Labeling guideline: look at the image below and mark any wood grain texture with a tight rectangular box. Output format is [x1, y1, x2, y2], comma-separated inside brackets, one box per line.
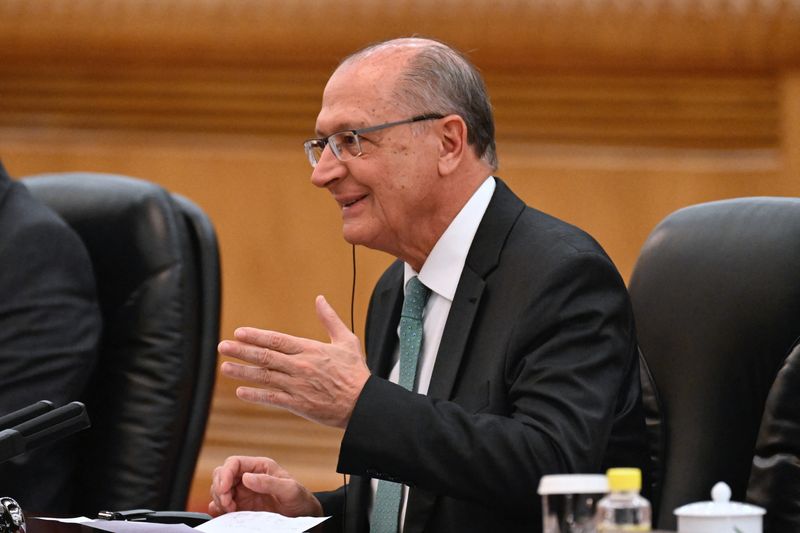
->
[1, 0, 800, 71]
[0, 65, 780, 149]
[780, 71, 800, 178]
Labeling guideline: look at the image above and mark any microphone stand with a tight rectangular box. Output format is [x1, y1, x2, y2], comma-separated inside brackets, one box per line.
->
[0, 402, 91, 533]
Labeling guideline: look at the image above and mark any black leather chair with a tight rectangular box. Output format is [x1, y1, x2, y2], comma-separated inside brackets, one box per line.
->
[629, 197, 800, 530]
[21, 173, 220, 514]
[748, 339, 800, 532]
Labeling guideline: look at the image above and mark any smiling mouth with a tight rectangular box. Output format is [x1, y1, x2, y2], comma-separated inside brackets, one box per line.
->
[342, 195, 367, 208]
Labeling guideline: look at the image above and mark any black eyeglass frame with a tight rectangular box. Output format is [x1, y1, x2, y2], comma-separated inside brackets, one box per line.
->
[303, 113, 444, 168]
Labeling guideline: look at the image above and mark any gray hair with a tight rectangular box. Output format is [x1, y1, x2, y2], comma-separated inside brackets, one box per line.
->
[341, 38, 498, 171]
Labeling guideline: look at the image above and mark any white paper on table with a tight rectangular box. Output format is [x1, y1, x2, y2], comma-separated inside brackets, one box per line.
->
[194, 511, 329, 533]
[81, 520, 195, 533]
[29, 518, 195, 533]
[32, 517, 93, 523]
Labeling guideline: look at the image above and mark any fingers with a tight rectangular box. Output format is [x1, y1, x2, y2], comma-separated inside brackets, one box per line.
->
[208, 501, 227, 517]
[218, 296, 366, 427]
[220, 361, 296, 392]
[241, 472, 324, 518]
[235, 385, 295, 411]
[211, 456, 274, 497]
[209, 456, 287, 516]
[241, 471, 295, 494]
[208, 455, 321, 519]
[315, 295, 353, 344]
[218, 340, 296, 375]
[227, 455, 281, 475]
[235, 327, 305, 355]
[210, 462, 236, 514]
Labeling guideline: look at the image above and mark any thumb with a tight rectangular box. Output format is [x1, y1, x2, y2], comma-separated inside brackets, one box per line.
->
[241, 472, 288, 494]
[240, 472, 270, 493]
[315, 295, 353, 344]
[241, 472, 302, 501]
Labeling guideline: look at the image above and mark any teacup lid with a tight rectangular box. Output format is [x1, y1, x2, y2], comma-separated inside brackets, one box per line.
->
[538, 474, 608, 495]
[674, 482, 766, 518]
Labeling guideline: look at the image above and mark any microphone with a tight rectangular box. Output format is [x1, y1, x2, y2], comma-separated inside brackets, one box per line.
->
[0, 401, 55, 465]
[0, 401, 90, 464]
[0, 401, 54, 431]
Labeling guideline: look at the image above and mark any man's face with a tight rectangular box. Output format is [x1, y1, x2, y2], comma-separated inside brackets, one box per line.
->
[310, 56, 443, 260]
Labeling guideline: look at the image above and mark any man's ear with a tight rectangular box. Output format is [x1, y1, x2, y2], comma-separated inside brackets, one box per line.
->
[437, 115, 468, 176]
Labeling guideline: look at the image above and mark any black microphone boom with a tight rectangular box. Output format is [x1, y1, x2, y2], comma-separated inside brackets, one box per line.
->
[0, 401, 54, 431]
[0, 401, 90, 464]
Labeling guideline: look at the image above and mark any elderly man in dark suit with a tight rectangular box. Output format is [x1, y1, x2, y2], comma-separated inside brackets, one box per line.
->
[209, 38, 647, 532]
[0, 161, 102, 513]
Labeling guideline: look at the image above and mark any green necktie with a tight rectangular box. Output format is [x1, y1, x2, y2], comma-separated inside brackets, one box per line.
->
[369, 276, 431, 533]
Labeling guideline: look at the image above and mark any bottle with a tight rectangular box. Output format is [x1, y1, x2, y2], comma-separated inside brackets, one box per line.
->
[596, 467, 651, 532]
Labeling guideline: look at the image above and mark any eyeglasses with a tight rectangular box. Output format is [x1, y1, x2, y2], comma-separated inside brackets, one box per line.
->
[303, 113, 444, 168]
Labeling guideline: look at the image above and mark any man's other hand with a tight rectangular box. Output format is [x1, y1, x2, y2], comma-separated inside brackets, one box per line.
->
[208, 455, 323, 517]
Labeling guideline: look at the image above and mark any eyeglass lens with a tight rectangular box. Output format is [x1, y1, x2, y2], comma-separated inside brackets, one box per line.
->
[307, 132, 362, 167]
[331, 132, 361, 161]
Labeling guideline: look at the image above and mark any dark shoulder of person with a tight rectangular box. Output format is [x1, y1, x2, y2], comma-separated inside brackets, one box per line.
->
[0, 163, 102, 514]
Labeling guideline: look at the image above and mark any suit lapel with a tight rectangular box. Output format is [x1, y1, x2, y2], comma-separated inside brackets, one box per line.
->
[425, 265, 485, 400]
[405, 179, 526, 533]
[426, 178, 524, 401]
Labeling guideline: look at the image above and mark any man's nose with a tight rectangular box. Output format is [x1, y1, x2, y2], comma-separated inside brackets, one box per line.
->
[310, 146, 346, 188]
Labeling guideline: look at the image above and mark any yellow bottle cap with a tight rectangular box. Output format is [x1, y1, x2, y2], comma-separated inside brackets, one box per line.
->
[606, 468, 642, 491]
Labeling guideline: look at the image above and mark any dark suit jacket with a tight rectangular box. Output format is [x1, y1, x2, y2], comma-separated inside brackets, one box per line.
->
[317, 179, 647, 532]
[0, 162, 102, 513]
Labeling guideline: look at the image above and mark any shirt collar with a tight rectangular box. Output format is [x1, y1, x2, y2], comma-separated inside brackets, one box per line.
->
[404, 176, 496, 300]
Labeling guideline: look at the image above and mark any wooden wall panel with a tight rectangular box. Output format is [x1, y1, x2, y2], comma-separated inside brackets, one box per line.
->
[0, 66, 779, 149]
[780, 71, 800, 179]
[1, 0, 799, 71]
[1, 0, 799, 514]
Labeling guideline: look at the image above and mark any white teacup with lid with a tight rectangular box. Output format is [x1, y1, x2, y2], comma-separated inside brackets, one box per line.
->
[674, 481, 765, 533]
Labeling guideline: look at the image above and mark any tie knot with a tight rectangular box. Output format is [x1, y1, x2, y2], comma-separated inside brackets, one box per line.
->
[402, 276, 430, 320]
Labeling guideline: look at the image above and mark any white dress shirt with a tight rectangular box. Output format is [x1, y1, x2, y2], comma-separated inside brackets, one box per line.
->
[369, 176, 496, 530]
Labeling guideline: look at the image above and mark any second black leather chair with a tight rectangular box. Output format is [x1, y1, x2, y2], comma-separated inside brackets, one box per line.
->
[748, 339, 800, 532]
[629, 196, 800, 530]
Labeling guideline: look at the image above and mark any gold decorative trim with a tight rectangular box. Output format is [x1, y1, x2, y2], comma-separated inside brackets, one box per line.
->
[0, 0, 799, 71]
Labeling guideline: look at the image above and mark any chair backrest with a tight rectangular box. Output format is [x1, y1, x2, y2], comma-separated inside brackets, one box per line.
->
[21, 173, 220, 514]
[748, 339, 800, 532]
[629, 197, 800, 530]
